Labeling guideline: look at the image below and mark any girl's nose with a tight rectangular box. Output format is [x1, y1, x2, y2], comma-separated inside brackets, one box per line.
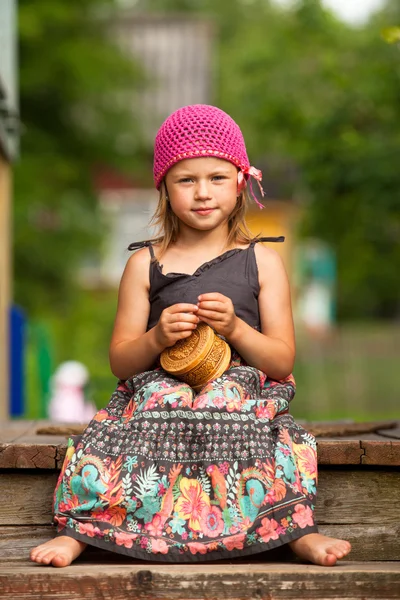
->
[195, 181, 212, 199]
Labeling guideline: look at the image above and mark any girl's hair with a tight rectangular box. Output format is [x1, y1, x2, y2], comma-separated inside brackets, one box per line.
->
[146, 181, 259, 260]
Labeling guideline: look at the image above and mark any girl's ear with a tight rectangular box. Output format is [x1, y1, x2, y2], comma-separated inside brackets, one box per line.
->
[237, 170, 246, 195]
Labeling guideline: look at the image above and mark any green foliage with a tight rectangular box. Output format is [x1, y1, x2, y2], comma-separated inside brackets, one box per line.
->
[215, 1, 400, 319]
[15, 0, 148, 315]
[17, 0, 400, 418]
[135, 0, 400, 320]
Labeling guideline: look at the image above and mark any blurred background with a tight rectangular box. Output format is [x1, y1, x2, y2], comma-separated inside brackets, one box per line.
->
[1, 0, 399, 423]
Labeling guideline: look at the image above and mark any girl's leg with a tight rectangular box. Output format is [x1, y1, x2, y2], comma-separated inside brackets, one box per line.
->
[30, 537, 86, 567]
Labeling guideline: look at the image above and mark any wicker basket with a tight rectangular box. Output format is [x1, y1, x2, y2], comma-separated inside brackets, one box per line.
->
[160, 322, 231, 391]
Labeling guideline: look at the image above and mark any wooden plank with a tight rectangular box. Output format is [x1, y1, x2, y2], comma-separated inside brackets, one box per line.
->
[315, 470, 399, 524]
[0, 561, 399, 600]
[0, 427, 399, 469]
[307, 421, 397, 437]
[0, 421, 400, 469]
[0, 472, 57, 525]
[0, 444, 58, 469]
[0, 525, 294, 565]
[317, 440, 364, 465]
[319, 524, 400, 562]
[56, 443, 68, 469]
[1, 469, 398, 535]
[36, 421, 400, 438]
[0, 441, 369, 469]
[0, 421, 38, 443]
[362, 441, 400, 466]
[1, 520, 398, 564]
[378, 425, 400, 440]
[0, 526, 57, 562]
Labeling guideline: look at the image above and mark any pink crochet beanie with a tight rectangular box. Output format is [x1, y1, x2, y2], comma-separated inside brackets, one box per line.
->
[153, 104, 265, 208]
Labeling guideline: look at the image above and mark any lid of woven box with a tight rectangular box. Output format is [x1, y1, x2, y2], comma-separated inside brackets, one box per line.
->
[160, 322, 215, 376]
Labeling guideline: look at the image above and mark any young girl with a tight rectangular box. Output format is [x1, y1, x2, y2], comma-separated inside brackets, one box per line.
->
[31, 104, 351, 567]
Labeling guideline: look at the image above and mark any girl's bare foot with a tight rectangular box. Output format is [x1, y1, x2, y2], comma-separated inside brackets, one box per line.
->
[289, 533, 351, 566]
[30, 536, 87, 567]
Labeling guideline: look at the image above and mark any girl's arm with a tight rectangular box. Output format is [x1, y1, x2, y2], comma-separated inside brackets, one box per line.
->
[197, 245, 295, 380]
[109, 249, 199, 380]
[109, 249, 161, 379]
[229, 244, 295, 379]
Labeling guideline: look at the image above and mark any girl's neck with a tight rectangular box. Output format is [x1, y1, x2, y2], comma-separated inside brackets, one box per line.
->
[172, 224, 231, 253]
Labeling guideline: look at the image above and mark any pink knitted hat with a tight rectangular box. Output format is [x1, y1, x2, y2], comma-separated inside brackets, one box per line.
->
[153, 104, 265, 208]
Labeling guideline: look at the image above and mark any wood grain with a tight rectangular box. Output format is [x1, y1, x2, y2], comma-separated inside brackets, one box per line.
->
[0, 444, 58, 469]
[0, 471, 57, 525]
[0, 561, 399, 600]
[1, 424, 400, 468]
[317, 440, 364, 465]
[361, 441, 400, 466]
[1, 469, 398, 530]
[1, 521, 398, 563]
[315, 469, 399, 524]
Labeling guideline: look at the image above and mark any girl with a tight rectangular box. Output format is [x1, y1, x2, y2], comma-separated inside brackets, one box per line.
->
[31, 104, 351, 567]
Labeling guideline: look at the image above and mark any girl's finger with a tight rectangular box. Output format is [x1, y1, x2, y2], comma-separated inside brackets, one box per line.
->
[171, 313, 199, 323]
[168, 303, 198, 314]
[197, 301, 225, 312]
[197, 309, 224, 321]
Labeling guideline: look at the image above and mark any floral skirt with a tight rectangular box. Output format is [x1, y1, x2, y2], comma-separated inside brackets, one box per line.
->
[54, 358, 319, 562]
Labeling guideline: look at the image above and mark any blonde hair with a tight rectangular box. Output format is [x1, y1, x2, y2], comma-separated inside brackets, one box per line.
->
[146, 182, 260, 260]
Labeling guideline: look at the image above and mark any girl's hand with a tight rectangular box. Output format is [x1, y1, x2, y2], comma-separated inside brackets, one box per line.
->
[155, 303, 199, 349]
[197, 293, 238, 338]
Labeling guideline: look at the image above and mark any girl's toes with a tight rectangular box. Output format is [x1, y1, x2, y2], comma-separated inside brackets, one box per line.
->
[52, 553, 69, 568]
[323, 552, 337, 566]
[39, 550, 54, 564]
[30, 546, 44, 561]
[34, 550, 47, 563]
[338, 541, 351, 555]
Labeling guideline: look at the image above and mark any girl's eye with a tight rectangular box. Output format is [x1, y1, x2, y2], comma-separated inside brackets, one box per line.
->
[212, 175, 226, 181]
[179, 178, 193, 183]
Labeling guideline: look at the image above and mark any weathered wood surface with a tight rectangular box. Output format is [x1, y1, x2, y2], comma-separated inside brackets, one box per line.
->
[35, 420, 398, 438]
[0, 561, 399, 600]
[361, 440, 400, 465]
[0, 526, 292, 564]
[0, 471, 57, 525]
[379, 424, 400, 440]
[2, 520, 399, 564]
[316, 440, 364, 465]
[1, 440, 400, 469]
[1, 469, 398, 562]
[2, 469, 398, 527]
[0, 443, 60, 469]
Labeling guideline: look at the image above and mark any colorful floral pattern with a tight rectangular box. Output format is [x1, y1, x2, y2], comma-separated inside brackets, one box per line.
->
[54, 357, 318, 561]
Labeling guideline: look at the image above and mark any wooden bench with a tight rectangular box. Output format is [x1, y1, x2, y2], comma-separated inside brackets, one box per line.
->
[1, 420, 399, 599]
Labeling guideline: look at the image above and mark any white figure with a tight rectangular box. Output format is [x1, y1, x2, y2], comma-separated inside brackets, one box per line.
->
[48, 361, 97, 422]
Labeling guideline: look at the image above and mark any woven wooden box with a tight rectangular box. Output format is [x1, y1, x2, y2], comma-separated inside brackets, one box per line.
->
[160, 322, 231, 391]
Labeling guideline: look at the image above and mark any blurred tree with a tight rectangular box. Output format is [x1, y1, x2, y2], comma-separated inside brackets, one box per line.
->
[137, 0, 400, 319]
[15, 0, 148, 315]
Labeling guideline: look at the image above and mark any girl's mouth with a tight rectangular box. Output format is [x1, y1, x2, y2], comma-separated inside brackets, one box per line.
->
[193, 208, 215, 216]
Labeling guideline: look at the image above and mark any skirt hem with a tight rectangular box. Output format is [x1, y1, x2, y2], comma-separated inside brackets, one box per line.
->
[56, 522, 320, 563]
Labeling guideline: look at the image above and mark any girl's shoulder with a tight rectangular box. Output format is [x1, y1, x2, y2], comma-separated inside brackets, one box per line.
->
[254, 241, 288, 286]
[123, 245, 152, 291]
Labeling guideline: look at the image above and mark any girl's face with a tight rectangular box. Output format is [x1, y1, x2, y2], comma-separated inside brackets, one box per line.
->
[164, 157, 238, 233]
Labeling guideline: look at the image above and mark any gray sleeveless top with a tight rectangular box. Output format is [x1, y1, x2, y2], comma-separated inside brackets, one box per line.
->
[129, 237, 284, 332]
